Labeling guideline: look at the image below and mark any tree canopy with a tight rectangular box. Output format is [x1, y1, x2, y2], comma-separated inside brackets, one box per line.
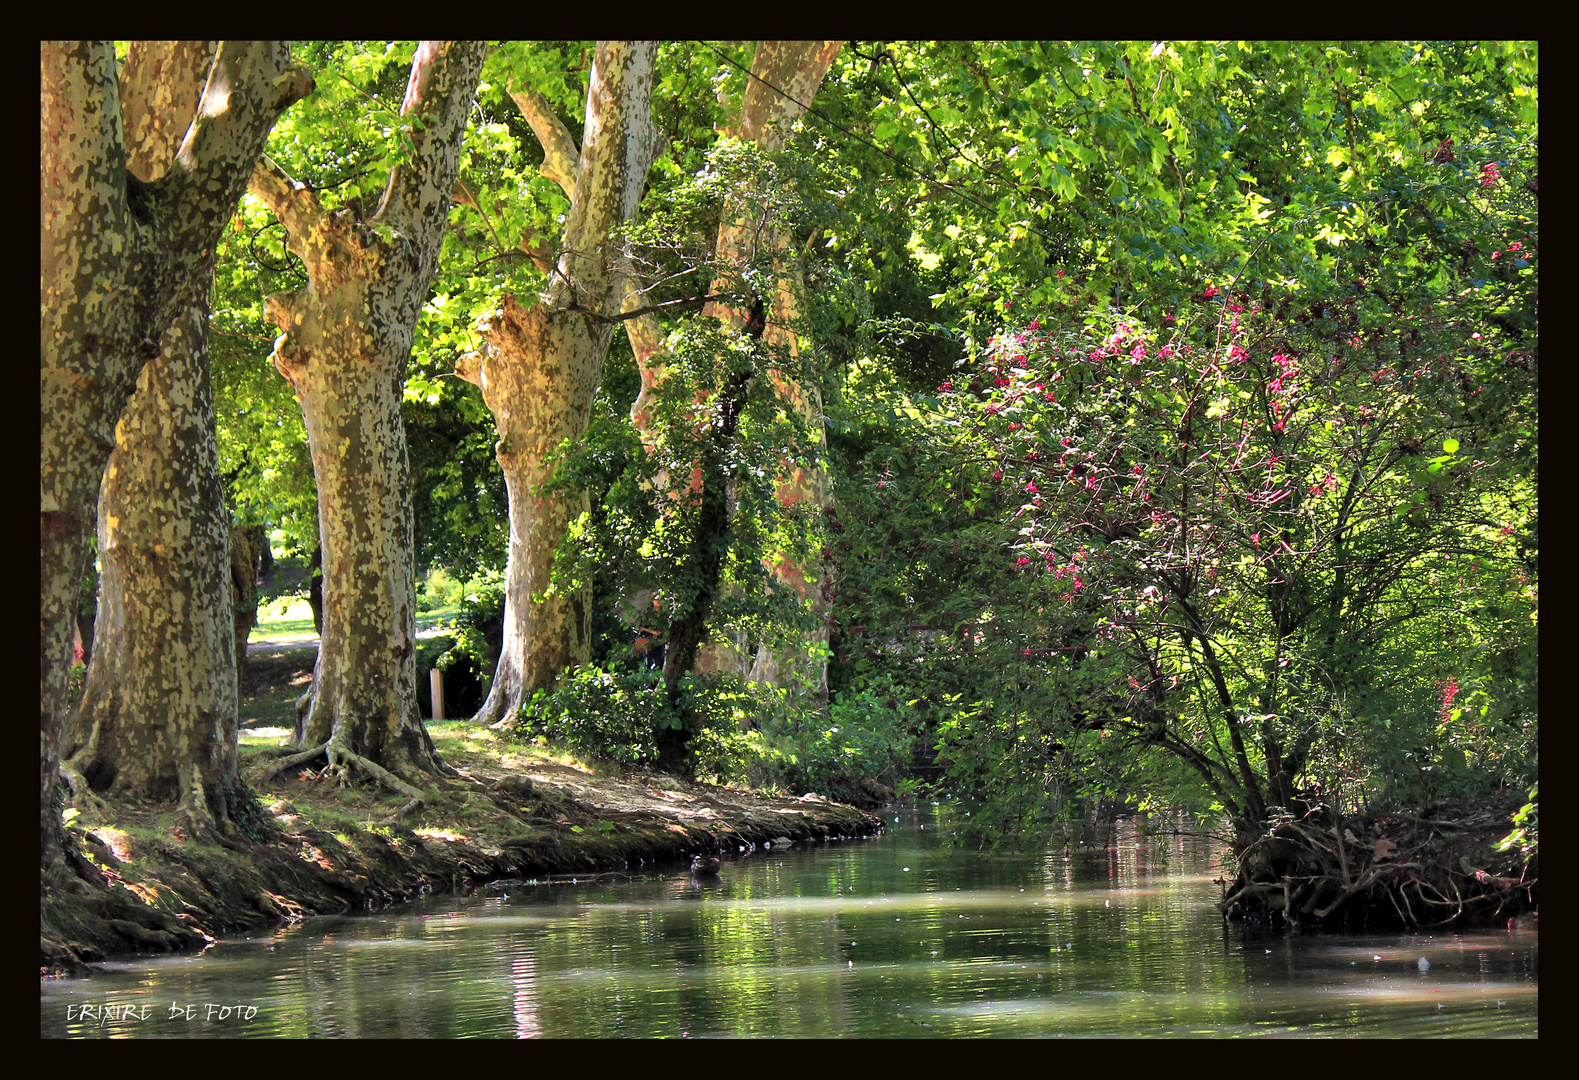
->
[45, 41, 1537, 886]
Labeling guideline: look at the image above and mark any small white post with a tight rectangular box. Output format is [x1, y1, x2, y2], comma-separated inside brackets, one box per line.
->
[430, 668, 444, 721]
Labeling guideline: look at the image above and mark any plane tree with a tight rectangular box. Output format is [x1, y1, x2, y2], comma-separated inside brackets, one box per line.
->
[246, 40, 488, 796]
[42, 41, 312, 854]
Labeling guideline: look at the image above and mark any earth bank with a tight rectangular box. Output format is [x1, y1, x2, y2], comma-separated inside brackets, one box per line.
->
[42, 718, 885, 976]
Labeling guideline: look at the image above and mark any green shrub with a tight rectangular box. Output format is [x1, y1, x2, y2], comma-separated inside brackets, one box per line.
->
[66, 662, 87, 712]
[515, 665, 666, 767]
[755, 675, 914, 801]
[510, 665, 784, 783]
[447, 569, 506, 689]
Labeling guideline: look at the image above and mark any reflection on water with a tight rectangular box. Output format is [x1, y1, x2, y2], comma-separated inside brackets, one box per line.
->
[41, 809, 1537, 1037]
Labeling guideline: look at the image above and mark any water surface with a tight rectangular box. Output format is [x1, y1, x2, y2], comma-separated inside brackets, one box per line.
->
[42, 809, 1537, 1037]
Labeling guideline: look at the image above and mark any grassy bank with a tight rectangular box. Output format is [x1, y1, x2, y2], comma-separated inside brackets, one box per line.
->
[44, 708, 884, 975]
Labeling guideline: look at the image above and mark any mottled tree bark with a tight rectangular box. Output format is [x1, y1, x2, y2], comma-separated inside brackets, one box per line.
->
[459, 41, 659, 726]
[42, 41, 312, 856]
[250, 41, 487, 782]
[63, 268, 241, 835]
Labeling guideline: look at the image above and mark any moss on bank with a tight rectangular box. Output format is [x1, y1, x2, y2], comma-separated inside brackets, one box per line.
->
[42, 721, 884, 976]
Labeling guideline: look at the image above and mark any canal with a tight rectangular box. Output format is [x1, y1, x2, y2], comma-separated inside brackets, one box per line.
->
[42, 806, 1538, 1037]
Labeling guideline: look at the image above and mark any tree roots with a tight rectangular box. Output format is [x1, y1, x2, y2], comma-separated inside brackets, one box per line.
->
[256, 741, 427, 821]
[1221, 798, 1536, 930]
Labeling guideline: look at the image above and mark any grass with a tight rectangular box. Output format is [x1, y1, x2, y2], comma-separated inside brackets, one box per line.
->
[239, 645, 315, 732]
[251, 598, 317, 641]
[251, 596, 463, 644]
[238, 631, 466, 733]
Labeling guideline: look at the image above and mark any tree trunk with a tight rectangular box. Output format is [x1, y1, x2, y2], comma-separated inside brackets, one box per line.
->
[63, 269, 241, 835]
[459, 41, 659, 725]
[635, 42, 841, 700]
[250, 41, 486, 781]
[289, 353, 433, 769]
[230, 522, 265, 686]
[41, 41, 311, 857]
[307, 544, 324, 635]
[460, 300, 603, 725]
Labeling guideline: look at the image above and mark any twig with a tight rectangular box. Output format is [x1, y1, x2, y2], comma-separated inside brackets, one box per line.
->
[564, 292, 734, 325]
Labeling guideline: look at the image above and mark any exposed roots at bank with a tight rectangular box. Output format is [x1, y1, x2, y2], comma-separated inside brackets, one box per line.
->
[1220, 798, 1537, 931]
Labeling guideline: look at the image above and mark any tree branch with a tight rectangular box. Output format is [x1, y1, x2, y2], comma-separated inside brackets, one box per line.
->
[619, 273, 666, 362]
[509, 80, 580, 198]
[374, 40, 490, 232]
[119, 41, 215, 182]
[248, 155, 326, 241]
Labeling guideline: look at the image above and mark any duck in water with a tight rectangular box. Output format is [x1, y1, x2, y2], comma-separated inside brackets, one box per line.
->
[691, 854, 721, 876]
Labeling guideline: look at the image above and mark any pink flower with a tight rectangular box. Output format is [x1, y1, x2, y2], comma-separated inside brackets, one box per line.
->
[1204, 284, 1219, 299]
[938, 380, 951, 392]
[1480, 162, 1501, 189]
[1509, 240, 1524, 252]
[1024, 481, 1039, 493]
[1251, 533, 1261, 546]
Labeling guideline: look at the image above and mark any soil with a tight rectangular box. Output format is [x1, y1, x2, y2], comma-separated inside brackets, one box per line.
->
[41, 646, 885, 977]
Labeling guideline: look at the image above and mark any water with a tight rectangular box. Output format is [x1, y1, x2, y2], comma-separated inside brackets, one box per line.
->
[41, 808, 1537, 1037]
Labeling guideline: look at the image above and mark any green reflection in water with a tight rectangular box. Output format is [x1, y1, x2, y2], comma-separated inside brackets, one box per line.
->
[42, 810, 1537, 1038]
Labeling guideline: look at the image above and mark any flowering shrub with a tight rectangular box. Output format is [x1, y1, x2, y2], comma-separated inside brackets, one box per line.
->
[919, 250, 1535, 832]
